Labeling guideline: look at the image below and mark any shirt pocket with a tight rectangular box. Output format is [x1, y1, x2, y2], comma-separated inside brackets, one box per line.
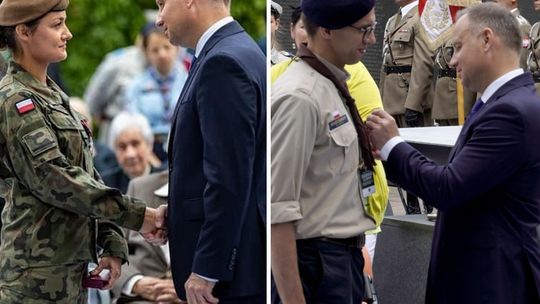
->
[328, 122, 358, 174]
[47, 107, 86, 163]
[391, 29, 413, 62]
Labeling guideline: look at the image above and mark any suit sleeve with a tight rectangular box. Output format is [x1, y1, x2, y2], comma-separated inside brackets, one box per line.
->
[0, 92, 146, 231]
[192, 54, 261, 281]
[386, 102, 524, 211]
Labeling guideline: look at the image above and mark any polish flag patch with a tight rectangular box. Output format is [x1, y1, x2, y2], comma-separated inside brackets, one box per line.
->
[15, 98, 35, 114]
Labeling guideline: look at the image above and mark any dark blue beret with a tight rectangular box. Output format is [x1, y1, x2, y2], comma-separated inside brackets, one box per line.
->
[301, 0, 375, 29]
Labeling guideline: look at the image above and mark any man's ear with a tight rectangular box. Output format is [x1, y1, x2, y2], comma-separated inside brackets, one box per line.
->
[319, 27, 332, 40]
[481, 27, 494, 52]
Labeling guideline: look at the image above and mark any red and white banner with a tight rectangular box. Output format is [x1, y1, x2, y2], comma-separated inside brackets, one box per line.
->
[418, 0, 480, 50]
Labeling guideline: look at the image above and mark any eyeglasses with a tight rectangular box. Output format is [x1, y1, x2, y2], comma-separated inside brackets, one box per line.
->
[348, 22, 377, 43]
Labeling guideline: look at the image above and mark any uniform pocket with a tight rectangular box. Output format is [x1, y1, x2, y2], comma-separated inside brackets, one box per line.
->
[47, 110, 85, 162]
[392, 29, 414, 62]
[21, 127, 62, 165]
[329, 122, 358, 174]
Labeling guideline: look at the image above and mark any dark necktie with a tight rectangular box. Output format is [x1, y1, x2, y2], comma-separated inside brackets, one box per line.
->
[467, 98, 485, 120]
[297, 44, 376, 171]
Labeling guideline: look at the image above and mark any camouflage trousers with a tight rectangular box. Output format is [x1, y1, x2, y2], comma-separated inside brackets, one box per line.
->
[0, 263, 88, 303]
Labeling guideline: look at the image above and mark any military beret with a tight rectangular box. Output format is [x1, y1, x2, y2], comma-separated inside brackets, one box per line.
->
[0, 0, 69, 26]
[271, 1, 283, 16]
[301, 0, 375, 30]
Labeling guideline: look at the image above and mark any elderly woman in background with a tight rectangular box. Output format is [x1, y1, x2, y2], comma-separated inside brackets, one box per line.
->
[102, 112, 164, 194]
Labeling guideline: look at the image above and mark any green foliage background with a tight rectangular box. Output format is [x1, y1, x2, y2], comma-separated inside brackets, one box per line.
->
[64, 0, 266, 97]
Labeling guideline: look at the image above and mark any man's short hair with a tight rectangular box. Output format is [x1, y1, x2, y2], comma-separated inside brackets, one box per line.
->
[459, 3, 522, 55]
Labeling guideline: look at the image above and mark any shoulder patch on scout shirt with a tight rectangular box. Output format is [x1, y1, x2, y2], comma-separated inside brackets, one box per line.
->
[15, 98, 35, 115]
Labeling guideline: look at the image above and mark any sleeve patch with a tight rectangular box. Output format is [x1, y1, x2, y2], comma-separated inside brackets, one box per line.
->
[22, 127, 58, 157]
[15, 98, 35, 115]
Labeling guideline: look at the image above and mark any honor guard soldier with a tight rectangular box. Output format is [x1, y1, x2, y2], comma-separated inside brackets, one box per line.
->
[432, 38, 476, 125]
[493, 0, 531, 70]
[380, 0, 435, 214]
[380, 0, 434, 128]
[528, 0, 540, 94]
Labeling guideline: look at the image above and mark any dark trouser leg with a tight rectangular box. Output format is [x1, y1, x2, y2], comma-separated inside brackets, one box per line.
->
[272, 239, 365, 304]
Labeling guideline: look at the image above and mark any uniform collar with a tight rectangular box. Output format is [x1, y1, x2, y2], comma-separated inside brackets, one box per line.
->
[8, 61, 68, 105]
[401, 1, 418, 17]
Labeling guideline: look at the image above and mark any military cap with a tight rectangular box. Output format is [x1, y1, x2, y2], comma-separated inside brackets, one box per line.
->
[271, 1, 283, 16]
[301, 0, 375, 30]
[0, 0, 69, 26]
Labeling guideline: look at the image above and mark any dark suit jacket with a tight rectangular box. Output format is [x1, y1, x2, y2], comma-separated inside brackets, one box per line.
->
[167, 21, 266, 300]
[112, 171, 169, 304]
[386, 73, 540, 303]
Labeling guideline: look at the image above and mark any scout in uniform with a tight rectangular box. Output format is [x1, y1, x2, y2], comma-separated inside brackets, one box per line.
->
[271, 0, 378, 302]
[0, 1, 163, 302]
[271, 1, 292, 65]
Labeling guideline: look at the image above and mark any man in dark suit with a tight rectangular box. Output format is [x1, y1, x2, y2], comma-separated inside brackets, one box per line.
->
[155, 0, 266, 303]
[367, 3, 540, 303]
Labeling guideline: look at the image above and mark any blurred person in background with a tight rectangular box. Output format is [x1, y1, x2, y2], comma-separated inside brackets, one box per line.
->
[271, 1, 292, 65]
[125, 23, 188, 163]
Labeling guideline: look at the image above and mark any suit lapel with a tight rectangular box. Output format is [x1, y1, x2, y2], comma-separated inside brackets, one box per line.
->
[168, 21, 245, 156]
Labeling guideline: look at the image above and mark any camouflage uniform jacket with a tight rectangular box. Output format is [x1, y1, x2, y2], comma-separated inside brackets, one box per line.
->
[0, 62, 147, 282]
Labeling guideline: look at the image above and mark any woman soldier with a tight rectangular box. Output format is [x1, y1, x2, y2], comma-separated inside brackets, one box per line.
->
[0, 1, 164, 303]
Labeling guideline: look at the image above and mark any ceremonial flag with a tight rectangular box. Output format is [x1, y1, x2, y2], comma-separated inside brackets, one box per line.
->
[418, 0, 480, 51]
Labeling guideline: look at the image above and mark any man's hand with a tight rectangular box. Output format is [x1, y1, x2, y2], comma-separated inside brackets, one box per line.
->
[154, 279, 184, 303]
[155, 204, 168, 230]
[366, 109, 400, 151]
[91, 256, 122, 290]
[133, 276, 162, 300]
[140, 207, 168, 245]
[404, 108, 423, 127]
[184, 273, 218, 304]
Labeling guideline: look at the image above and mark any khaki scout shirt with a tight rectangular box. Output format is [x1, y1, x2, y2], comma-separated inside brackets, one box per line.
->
[0, 62, 146, 281]
[271, 57, 375, 239]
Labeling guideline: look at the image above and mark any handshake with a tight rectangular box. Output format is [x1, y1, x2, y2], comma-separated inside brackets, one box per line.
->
[139, 205, 168, 246]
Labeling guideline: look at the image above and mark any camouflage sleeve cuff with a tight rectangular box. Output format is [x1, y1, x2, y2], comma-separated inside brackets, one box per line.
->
[98, 225, 129, 264]
[116, 196, 147, 231]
